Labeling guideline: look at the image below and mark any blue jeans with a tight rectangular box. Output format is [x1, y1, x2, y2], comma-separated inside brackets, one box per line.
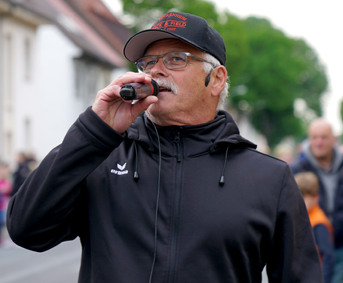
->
[332, 247, 343, 283]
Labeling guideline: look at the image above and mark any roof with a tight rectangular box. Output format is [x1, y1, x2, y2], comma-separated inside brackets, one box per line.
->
[4, 0, 132, 68]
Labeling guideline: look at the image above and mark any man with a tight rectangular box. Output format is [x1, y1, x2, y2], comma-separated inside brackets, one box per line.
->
[291, 118, 343, 283]
[7, 12, 322, 283]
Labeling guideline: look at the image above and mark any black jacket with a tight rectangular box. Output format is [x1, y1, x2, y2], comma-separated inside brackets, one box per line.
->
[7, 107, 323, 283]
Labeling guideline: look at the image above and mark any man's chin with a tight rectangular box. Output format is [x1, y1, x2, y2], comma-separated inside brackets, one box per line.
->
[146, 101, 166, 115]
[145, 107, 171, 127]
[145, 107, 158, 122]
[314, 152, 329, 160]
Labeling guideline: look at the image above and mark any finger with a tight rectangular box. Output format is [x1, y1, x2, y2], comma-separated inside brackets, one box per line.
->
[95, 85, 124, 103]
[109, 72, 151, 87]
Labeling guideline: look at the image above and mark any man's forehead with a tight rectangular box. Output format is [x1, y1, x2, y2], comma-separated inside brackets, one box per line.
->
[309, 126, 333, 138]
[308, 119, 333, 137]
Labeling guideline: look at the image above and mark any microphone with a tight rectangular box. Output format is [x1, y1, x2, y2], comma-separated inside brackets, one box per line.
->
[120, 79, 159, 100]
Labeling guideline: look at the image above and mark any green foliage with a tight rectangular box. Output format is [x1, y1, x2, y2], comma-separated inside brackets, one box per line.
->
[340, 100, 343, 126]
[216, 13, 249, 85]
[120, 0, 328, 148]
[230, 17, 327, 147]
[121, 0, 218, 32]
[340, 100, 343, 142]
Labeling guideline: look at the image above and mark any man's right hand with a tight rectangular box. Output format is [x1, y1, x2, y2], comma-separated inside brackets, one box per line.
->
[92, 72, 158, 134]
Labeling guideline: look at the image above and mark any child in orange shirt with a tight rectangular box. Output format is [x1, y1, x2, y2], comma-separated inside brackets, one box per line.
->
[295, 171, 335, 283]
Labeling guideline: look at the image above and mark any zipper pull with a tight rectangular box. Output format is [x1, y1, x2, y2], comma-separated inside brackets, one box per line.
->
[175, 132, 181, 162]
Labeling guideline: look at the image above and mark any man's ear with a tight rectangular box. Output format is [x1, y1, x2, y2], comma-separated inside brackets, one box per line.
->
[210, 66, 227, 97]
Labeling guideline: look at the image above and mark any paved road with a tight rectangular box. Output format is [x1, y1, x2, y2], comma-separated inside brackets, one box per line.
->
[0, 234, 81, 283]
[0, 230, 268, 283]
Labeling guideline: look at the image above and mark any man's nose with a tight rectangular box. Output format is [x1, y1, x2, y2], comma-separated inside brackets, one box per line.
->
[150, 58, 168, 77]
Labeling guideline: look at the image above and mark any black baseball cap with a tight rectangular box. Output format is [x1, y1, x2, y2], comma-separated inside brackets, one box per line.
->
[123, 12, 226, 66]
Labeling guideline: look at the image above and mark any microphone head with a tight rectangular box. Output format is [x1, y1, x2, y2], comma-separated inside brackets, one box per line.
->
[120, 79, 159, 100]
[120, 84, 137, 100]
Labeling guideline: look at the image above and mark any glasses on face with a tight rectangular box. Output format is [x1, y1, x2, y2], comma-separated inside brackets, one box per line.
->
[135, 51, 216, 73]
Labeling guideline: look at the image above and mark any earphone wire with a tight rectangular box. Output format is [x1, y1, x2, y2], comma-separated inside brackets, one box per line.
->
[148, 122, 162, 283]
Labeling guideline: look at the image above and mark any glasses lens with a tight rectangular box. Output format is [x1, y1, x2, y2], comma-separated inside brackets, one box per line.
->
[164, 52, 187, 69]
[136, 60, 144, 72]
[136, 56, 157, 73]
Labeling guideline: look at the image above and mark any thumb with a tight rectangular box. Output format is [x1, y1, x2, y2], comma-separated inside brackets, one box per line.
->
[131, 96, 158, 117]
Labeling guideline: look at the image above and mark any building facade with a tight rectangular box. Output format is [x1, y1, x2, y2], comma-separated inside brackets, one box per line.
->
[0, 0, 131, 167]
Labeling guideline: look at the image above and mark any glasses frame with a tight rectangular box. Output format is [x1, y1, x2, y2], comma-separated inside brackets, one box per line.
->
[135, 51, 216, 73]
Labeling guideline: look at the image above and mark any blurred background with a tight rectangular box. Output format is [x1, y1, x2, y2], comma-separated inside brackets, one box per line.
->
[1, 0, 342, 167]
[1, 0, 342, 169]
[0, 0, 342, 281]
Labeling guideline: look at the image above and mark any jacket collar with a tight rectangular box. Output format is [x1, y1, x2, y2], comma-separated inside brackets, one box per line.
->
[127, 111, 256, 154]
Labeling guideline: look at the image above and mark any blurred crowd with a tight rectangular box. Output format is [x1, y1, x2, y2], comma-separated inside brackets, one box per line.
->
[0, 152, 37, 246]
[274, 118, 343, 283]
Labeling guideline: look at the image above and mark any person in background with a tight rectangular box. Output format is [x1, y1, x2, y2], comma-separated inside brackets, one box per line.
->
[273, 143, 294, 164]
[291, 118, 343, 283]
[11, 152, 30, 196]
[25, 152, 38, 172]
[294, 171, 335, 283]
[0, 161, 12, 245]
[7, 12, 323, 283]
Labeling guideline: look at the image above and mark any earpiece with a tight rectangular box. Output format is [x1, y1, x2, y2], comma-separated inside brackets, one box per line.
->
[205, 69, 213, 87]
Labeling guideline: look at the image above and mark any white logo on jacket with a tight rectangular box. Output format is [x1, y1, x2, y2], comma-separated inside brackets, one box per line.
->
[111, 163, 128, 175]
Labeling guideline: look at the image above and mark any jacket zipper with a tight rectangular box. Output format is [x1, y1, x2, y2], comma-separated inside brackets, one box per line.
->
[168, 131, 183, 283]
[175, 132, 182, 162]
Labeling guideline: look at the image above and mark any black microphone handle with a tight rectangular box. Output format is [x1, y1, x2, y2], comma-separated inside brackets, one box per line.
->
[120, 79, 159, 100]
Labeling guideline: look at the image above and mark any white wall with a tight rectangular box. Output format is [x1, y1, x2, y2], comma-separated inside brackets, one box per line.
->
[1, 18, 129, 166]
[1, 17, 38, 166]
[33, 25, 84, 161]
[1, 19, 85, 165]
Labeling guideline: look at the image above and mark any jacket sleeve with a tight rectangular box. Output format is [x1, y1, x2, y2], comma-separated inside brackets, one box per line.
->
[333, 175, 343, 249]
[266, 166, 324, 283]
[6, 107, 124, 252]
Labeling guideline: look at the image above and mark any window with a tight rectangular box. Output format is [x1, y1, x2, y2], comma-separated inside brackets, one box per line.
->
[74, 58, 113, 107]
[24, 117, 32, 150]
[24, 38, 32, 81]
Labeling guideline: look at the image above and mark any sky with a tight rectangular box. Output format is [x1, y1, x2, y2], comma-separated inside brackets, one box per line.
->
[103, 0, 343, 135]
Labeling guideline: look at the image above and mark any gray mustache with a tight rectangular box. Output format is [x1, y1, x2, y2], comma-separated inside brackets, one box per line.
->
[154, 78, 178, 94]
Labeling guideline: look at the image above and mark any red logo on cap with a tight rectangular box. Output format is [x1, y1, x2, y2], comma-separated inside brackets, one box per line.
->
[152, 20, 187, 30]
[158, 13, 187, 21]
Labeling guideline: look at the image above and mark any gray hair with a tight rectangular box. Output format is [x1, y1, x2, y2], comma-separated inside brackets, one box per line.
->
[202, 53, 229, 111]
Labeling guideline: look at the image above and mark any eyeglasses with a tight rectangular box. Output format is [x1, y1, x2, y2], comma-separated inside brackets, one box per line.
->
[135, 51, 216, 73]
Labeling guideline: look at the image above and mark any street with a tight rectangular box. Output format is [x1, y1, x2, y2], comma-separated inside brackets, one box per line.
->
[0, 234, 81, 283]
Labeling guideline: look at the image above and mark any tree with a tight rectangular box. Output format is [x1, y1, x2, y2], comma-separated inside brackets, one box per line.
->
[120, 0, 328, 148]
[228, 17, 327, 147]
[340, 100, 343, 142]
